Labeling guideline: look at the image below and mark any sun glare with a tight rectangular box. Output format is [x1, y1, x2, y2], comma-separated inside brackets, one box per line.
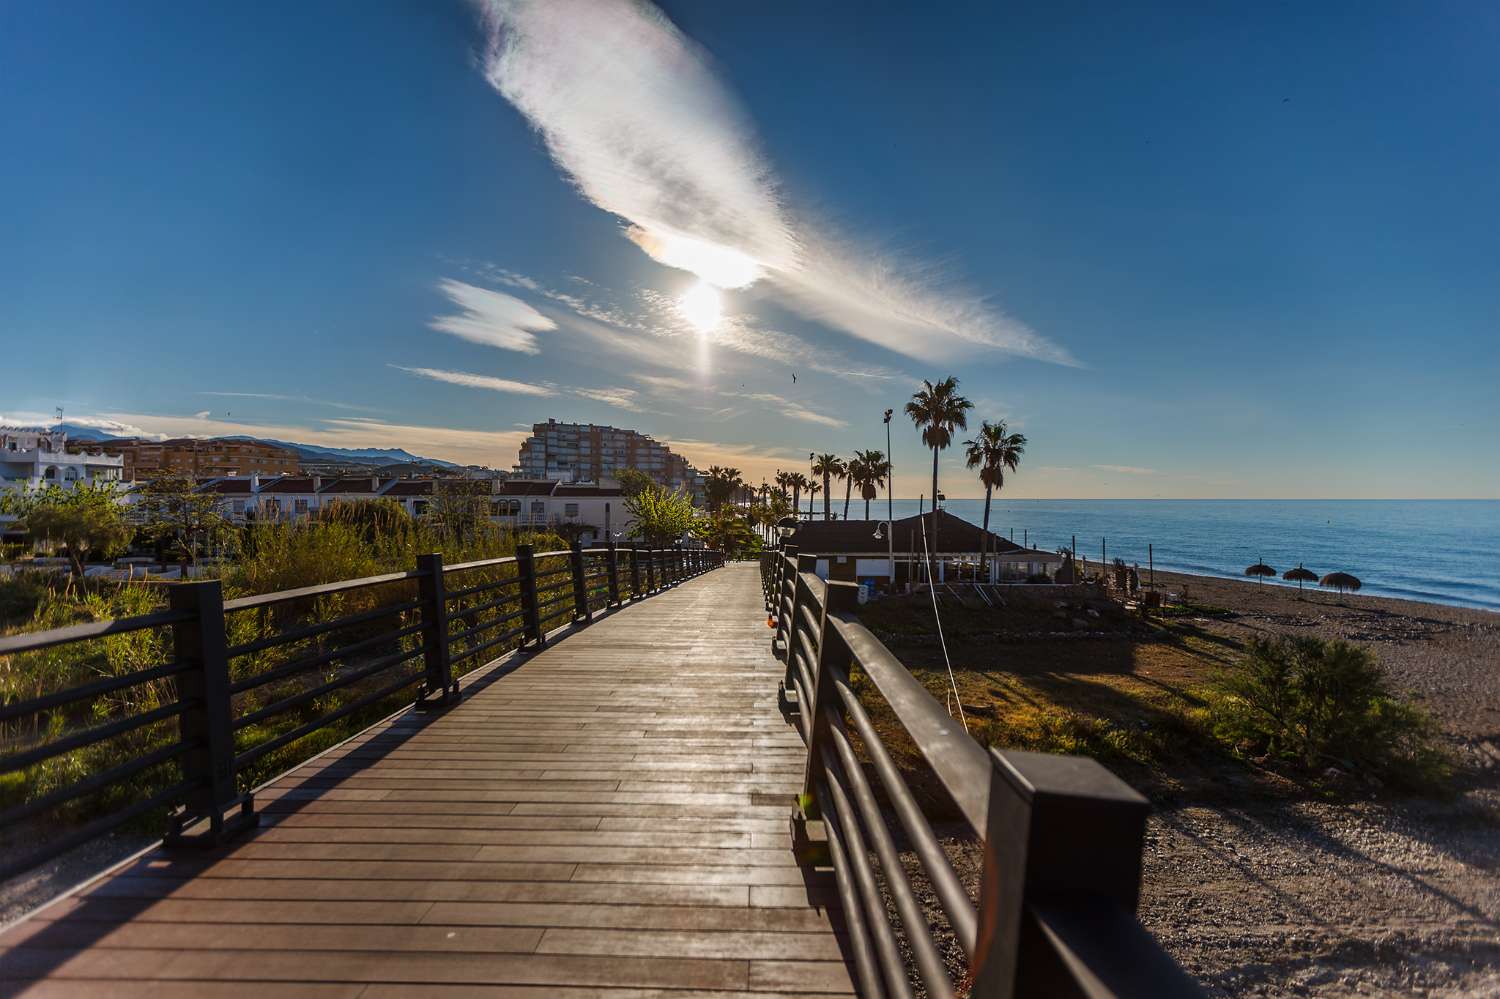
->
[679, 281, 723, 332]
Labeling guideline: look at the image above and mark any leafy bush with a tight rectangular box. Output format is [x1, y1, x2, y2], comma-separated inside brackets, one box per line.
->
[1210, 636, 1450, 788]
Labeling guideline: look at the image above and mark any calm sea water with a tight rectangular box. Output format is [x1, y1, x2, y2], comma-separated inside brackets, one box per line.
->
[853, 499, 1500, 611]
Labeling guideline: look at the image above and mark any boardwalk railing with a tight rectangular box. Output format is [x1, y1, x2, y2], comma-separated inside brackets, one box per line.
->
[0, 542, 722, 880]
[762, 545, 1199, 999]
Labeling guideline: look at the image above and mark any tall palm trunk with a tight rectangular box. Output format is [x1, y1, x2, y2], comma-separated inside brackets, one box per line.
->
[843, 478, 852, 520]
[792, 485, 800, 516]
[822, 473, 831, 520]
[864, 495, 871, 519]
[980, 484, 993, 578]
[930, 446, 940, 573]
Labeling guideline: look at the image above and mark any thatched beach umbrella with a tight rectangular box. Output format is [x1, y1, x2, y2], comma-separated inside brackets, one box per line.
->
[1284, 564, 1318, 592]
[1244, 558, 1277, 584]
[1320, 571, 1362, 594]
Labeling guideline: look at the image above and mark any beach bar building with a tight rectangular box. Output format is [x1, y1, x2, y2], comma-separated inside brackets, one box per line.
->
[785, 510, 1064, 589]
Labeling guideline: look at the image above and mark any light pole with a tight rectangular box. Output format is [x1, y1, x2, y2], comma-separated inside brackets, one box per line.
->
[883, 408, 895, 589]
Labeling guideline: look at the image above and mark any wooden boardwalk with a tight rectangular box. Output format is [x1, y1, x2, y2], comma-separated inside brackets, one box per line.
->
[0, 563, 855, 997]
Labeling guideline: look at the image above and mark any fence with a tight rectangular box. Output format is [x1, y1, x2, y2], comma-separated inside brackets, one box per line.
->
[761, 545, 1199, 998]
[0, 542, 723, 880]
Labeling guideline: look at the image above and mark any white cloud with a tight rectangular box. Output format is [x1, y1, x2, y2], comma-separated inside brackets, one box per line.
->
[1093, 464, 1157, 476]
[478, 0, 1069, 364]
[429, 278, 556, 354]
[573, 386, 646, 412]
[196, 391, 373, 412]
[392, 364, 556, 396]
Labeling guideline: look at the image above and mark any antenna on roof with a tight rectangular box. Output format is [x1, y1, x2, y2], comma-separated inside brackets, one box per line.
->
[55, 407, 64, 423]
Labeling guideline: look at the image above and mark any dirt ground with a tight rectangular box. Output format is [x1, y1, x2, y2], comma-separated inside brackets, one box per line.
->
[863, 572, 1500, 996]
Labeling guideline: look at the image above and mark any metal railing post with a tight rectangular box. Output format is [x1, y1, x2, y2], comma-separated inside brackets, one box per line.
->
[516, 543, 544, 649]
[414, 552, 459, 710]
[771, 545, 799, 660]
[165, 579, 257, 847]
[629, 542, 642, 597]
[802, 579, 857, 802]
[569, 541, 591, 623]
[606, 538, 621, 607]
[645, 547, 657, 593]
[970, 749, 1189, 998]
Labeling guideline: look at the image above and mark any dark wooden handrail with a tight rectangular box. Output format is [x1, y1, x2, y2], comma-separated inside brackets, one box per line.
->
[0, 542, 724, 880]
[761, 548, 1199, 998]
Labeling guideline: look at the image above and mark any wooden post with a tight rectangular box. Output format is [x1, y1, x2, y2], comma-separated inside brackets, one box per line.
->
[645, 546, 657, 593]
[515, 543, 544, 649]
[970, 749, 1177, 998]
[629, 542, 642, 597]
[414, 552, 459, 710]
[569, 541, 590, 623]
[165, 579, 257, 847]
[1149, 544, 1154, 590]
[606, 538, 621, 607]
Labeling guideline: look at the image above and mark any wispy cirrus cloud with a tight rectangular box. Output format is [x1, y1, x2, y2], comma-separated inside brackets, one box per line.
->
[429, 278, 556, 354]
[478, 0, 1070, 364]
[196, 391, 375, 413]
[628, 373, 846, 429]
[572, 386, 651, 412]
[1093, 464, 1157, 476]
[392, 364, 556, 397]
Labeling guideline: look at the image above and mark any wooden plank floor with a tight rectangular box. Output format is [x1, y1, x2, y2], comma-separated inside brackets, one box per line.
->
[0, 563, 855, 997]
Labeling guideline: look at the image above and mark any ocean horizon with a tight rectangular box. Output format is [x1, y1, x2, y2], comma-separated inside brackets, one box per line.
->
[804, 498, 1500, 612]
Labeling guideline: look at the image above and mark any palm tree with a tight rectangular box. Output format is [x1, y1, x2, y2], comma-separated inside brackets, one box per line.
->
[804, 480, 820, 519]
[963, 420, 1027, 576]
[904, 377, 972, 559]
[841, 454, 856, 519]
[774, 471, 794, 504]
[852, 449, 891, 519]
[811, 454, 844, 521]
[788, 473, 809, 518]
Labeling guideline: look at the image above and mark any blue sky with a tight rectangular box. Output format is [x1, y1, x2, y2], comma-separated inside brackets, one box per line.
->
[2, 1, 1496, 498]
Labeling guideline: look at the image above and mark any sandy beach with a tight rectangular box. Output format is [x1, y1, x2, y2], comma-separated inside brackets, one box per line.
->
[863, 568, 1500, 996]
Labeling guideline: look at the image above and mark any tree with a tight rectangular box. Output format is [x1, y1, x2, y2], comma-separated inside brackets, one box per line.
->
[841, 455, 856, 519]
[810, 454, 844, 521]
[804, 480, 820, 519]
[693, 508, 761, 558]
[704, 465, 743, 513]
[850, 449, 891, 519]
[904, 377, 972, 559]
[425, 481, 489, 547]
[135, 473, 239, 570]
[625, 484, 696, 546]
[787, 472, 809, 517]
[0, 481, 132, 575]
[615, 469, 656, 498]
[963, 420, 1027, 576]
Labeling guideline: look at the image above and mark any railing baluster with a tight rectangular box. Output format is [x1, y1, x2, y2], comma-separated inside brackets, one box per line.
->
[414, 552, 459, 710]
[165, 579, 257, 847]
[569, 541, 591, 624]
[515, 543, 544, 650]
[629, 542, 642, 597]
[645, 546, 657, 593]
[607, 539, 621, 606]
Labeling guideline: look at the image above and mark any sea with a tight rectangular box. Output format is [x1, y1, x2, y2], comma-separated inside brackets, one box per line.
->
[849, 499, 1500, 612]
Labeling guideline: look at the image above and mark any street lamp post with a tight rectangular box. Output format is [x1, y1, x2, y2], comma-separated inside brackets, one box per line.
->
[883, 409, 895, 589]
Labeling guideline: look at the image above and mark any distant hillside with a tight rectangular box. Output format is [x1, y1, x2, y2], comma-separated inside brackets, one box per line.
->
[220, 437, 459, 469]
[47, 423, 458, 469]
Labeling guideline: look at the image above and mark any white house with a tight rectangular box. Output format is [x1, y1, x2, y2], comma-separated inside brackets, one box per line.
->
[1, 427, 126, 539]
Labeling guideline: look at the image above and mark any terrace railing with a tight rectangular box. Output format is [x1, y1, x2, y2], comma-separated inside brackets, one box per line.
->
[0, 542, 723, 880]
[762, 545, 1199, 999]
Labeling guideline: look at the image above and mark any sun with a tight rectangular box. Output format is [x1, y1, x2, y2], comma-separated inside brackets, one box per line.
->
[678, 281, 723, 332]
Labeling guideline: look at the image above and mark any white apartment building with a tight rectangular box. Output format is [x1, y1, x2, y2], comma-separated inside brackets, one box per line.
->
[1, 428, 126, 537]
[514, 421, 704, 503]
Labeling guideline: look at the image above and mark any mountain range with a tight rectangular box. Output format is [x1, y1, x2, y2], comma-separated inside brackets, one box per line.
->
[53, 424, 460, 469]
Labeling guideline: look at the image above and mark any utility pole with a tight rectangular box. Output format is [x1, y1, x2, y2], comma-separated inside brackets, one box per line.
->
[883, 409, 895, 588]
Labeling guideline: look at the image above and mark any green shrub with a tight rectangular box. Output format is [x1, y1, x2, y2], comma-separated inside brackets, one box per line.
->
[1209, 636, 1450, 789]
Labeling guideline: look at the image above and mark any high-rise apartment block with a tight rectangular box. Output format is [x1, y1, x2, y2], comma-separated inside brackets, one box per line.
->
[514, 420, 703, 501]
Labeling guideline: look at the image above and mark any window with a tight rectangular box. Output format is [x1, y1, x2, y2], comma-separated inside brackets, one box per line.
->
[232, 500, 245, 515]
[294, 499, 309, 514]
[531, 500, 545, 514]
[564, 502, 579, 517]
